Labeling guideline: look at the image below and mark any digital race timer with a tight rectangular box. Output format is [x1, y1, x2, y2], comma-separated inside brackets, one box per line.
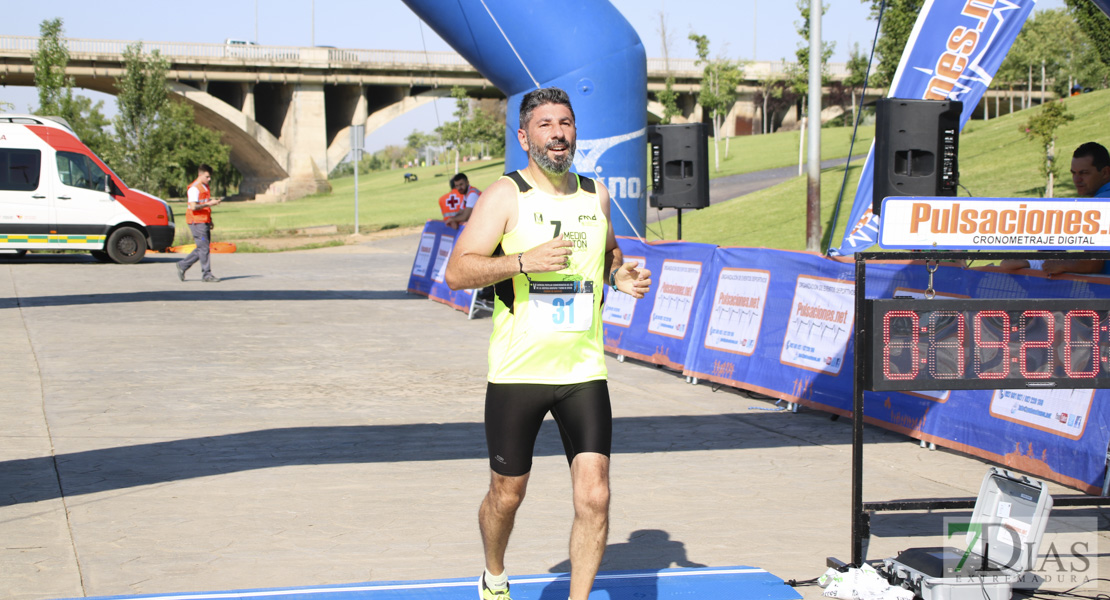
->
[866, 298, 1110, 391]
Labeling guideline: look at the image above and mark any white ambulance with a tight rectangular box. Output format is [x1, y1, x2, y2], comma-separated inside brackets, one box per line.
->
[0, 114, 175, 263]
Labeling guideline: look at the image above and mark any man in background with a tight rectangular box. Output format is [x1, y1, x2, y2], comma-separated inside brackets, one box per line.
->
[1001, 142, 1110, 275]
[176, 164, 222, 282]
[439, 180, 467, 229]
[444, 172, 482, 228]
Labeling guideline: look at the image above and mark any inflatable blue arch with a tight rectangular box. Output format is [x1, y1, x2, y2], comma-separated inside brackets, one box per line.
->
[401, 0, 648, 238]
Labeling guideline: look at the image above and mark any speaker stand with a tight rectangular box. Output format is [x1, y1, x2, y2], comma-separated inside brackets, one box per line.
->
[677, 208, 683, 241]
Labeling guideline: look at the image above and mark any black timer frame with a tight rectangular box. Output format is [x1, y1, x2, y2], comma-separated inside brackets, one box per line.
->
[834, 250, 1110, 569]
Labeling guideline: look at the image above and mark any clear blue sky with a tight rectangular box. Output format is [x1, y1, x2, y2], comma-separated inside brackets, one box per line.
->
[0, 0, 1064, 152]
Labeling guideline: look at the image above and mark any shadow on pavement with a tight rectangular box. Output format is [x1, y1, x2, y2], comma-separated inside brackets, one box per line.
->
[0, 289, 417, 308]
[0, 413, 890, 507]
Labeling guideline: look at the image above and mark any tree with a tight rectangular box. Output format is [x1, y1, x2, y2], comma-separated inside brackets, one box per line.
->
[110, 42, 230, 198]
[111, 42, 171, 193]
[842, 42, 869, 126]
[791, 0, 835, 102]
[150, 99, 232, 197]
[862, 0, 925, 88]
[654, 10, 681, 124]
[32, 18, 70, 117]
[31, 18, 112, 159]
[1065, 0, 1110, 86]
[689, 32, 743, 171]
[656, 77, 681, 125]
[405, 129, 438, 152]
[752, 77, 797, 134]
[1021, 100, 1074, 197]
[447, 86, 469, 173]
[468, 101, 506, 157]
[436, 88, 506, 168]
[998, 10, 1103, 107]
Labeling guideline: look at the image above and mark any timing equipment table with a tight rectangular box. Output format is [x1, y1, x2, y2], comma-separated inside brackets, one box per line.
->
[837, 250, 1110, 569]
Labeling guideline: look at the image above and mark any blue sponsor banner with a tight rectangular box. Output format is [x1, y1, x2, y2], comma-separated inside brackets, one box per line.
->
[417, 234, 1110, 492]
[683, 251, 1110, 493]
[602, 237, 716, 370]
[683, 248, 857, 409]
[830, 0, 1036, 256]
[407, 220, 474, 312]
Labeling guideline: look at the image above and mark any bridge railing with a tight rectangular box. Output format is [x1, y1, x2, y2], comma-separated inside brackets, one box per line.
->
[0, 35, 847, 79]
[646, 57, 849, 80]
[0, 35, 304, 61]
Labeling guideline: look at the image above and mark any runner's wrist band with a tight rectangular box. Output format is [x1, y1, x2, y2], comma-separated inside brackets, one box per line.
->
[518, 252, 525, 274]
[609, 268, 618, 291]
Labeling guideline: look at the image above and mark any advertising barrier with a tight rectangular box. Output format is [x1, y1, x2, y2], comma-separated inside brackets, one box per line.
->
[407, 220, 474, 313]
[677, 249, 1110, 494]
[413, 229, 1110, 494]
[601, 238, 717, 370]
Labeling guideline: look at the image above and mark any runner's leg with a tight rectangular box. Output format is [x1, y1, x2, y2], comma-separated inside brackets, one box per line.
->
[568, 452, 609, 600]
[549, 381, 612, 600]
[480, 383, 554, 579]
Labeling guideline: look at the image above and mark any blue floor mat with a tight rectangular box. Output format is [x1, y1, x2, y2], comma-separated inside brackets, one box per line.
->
[68, 566, 804, 600]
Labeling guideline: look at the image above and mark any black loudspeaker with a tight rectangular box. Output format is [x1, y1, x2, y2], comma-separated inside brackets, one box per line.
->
[648, 123, 710, 209]
[873, 98, 962, 216]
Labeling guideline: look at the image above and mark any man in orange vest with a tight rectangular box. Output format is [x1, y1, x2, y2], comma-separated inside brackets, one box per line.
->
[439, 184, 467, 230]
[444, 172, 481, 229]
[176, 164, 222, 282]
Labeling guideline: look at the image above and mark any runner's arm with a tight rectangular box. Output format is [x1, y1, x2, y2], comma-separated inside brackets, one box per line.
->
[600, 183, 651, 299]
[446, 179, 574, 290]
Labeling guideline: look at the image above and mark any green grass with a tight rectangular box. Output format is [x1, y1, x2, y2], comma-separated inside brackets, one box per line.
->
[703, 123, 874, 178]
[172, 158, 509, 243]
[666, 89, 1110, 250]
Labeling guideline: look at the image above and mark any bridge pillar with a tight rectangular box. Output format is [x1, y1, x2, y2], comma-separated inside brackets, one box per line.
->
[242, 83, 255, 120]
[256, 82, 331, 202]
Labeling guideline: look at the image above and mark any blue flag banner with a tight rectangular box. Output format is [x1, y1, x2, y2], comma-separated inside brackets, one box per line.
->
[602, 237, 717, 370]
[830, 0, 1037, 256]
[407, 220, 474, 312]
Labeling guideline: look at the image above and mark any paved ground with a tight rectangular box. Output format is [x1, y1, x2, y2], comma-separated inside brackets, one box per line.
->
[1, 234, 1107, 600]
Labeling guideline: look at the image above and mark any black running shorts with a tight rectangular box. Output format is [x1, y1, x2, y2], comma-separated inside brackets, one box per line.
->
[484, 380, 612, 477]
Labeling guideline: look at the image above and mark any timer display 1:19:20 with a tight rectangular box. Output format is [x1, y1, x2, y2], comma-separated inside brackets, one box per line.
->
[867, 298, 1110, 391]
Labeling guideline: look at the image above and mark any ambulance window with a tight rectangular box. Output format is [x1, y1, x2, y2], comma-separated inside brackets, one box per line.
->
[56, 151, 108, 192]
[0, 148, 42, 192]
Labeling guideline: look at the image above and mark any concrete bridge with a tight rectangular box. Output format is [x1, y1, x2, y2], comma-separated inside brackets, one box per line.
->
[0, 35, 868, 200]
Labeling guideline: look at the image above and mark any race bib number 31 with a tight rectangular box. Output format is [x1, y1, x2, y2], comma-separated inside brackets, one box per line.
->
[529, 280, 594, 332]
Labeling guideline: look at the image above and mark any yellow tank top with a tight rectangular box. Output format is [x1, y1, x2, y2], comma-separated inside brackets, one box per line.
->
[487, 171, 609, 384]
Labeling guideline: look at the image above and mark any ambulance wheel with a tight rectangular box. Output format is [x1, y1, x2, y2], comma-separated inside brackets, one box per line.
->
[106, 227, 147, 264]
[90, 250, 112, 263]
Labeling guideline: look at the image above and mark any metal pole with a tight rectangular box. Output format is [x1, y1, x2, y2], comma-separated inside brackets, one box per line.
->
[852, 255, 867, 566]
[753, 0, 757, 60]
[311, 0, 315, 47]
[806, 0, 822, 252]
[254, 0, 259, 43]
[354, 149, 359, 235]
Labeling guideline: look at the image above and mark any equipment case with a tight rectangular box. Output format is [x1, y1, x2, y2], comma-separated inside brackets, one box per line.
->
[882, 467, 1054, 600]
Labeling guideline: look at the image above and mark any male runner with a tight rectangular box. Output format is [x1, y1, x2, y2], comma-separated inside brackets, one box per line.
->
[445, 87, 651, 600]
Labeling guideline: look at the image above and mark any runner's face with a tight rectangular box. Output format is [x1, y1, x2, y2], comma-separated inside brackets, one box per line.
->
[200, 171, 211, 185]
[522, 103, 576, 175]
[1071, 156, 1110, 197]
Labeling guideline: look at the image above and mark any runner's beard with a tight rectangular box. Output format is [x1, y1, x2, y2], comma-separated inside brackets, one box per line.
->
[528, 135, 575, 174]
